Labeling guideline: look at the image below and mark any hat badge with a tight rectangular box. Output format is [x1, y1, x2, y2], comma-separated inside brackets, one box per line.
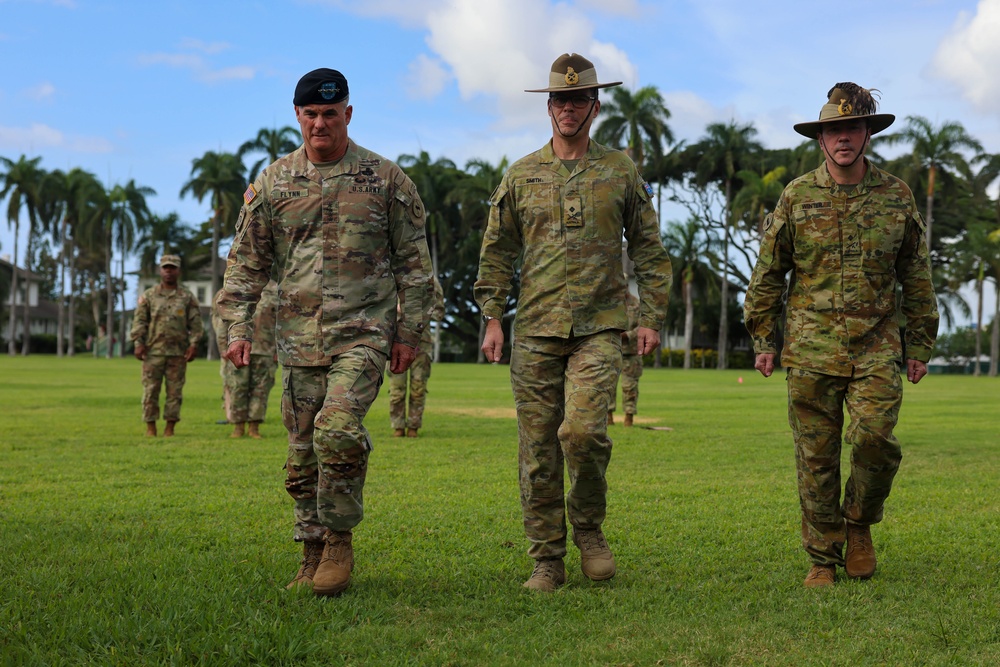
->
[837, 99, 853, 116]
[319, 82, 340, 100]
[564, 67, 579, 86]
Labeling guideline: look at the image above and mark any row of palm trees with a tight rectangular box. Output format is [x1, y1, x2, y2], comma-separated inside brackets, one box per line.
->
[3, 87, 999, 372]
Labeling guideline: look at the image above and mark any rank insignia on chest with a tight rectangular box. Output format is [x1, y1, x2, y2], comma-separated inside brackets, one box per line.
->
[243, 184, 258, 205]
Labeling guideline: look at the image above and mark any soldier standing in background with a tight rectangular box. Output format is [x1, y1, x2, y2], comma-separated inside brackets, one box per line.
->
[130, 254, 204, 437]
[744, 82, 939, 588]
[388, 276, 444, 438]
[214, 281, 279, 438]
[476, 53, 672, 592]
[608, 290, 641, 428]
[218, 68, 434, 597]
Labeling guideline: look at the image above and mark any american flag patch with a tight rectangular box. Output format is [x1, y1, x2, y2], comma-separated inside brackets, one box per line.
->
[643, 182, 654, 197]
[243, 184, 257, 205]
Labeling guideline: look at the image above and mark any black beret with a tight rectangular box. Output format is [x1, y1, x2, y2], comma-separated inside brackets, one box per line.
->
[293, 68, 349, 106]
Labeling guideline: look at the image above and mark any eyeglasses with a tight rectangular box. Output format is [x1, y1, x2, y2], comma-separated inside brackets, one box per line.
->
[549, 95, 596, 109]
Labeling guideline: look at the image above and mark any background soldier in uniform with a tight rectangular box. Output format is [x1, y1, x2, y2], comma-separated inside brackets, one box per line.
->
[744, 83, 939, 588]
[609, 290, 642, 427]
[211, 290, 234, 425]
[218, 68, 434, 597]
[130, 254, 203, 437]
[215, 281, 279, 438]
[476, 53, 672, 592]
[388, 276, 444, 438]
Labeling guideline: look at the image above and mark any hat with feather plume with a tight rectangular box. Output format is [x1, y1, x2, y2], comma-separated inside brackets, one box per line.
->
[793, 82, 895, 138]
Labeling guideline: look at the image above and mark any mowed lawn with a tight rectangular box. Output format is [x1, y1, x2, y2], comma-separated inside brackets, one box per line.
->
[0, 356, 997, 666]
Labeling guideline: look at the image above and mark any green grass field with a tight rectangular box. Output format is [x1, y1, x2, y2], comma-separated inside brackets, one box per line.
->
[1, 356, 997, 666]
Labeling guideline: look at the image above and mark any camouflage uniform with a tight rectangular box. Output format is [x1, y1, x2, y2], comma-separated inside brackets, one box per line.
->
[476, 140, 672, 560]
[224, 282, 279, 424]
[211, 291, 234, 421]
[388, 277, 445, 431]
[217, 141, 434, 540]
[130, 284, 203, 423]
[744, 158, 939, 566]
[612, 291, 642, 416]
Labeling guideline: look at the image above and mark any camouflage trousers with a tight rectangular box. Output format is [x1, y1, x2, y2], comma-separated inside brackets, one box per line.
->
[387, 349, 432, 430]
[218, 359, 232, 421]
[510, 331, 622, 560]
[141, 354, 187, 423]
[611, 353, 642, 414]
[227, 354, 277, 423]
[787, 364, 903, 566]
[281, 345, 386, 542]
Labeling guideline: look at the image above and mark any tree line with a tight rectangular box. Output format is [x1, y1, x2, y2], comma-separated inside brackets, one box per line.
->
[3, 86, 999, 374]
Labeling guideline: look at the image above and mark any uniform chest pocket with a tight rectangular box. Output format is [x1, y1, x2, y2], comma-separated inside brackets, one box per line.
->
[791, 202, 839, 273]
[516, 180, 562, 245]
[581, 181, 625, 240]
[858, 202, 905, 274]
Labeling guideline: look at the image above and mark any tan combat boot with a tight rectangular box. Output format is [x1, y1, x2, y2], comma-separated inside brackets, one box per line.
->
[406, 428, 418, 438]
[573, 528, 616, 580]
[145, 422, 157, 437]
[523, 558, 566, 592]
[230, 422, 245, 438]
[248, 421, 262, 439]
[163, 421, 176, 437]
[286, 541, 325, 590]
[845, 523, 876, 579]
[623, 414, 634, 427]
[607, 411, 615, 425]
[313, 530, 354, 596]
[804, 564, 836, 588]
[393, 428, 405, 437]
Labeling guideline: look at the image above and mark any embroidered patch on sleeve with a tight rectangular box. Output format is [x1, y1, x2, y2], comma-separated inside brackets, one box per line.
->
[243, 184, 257, 205]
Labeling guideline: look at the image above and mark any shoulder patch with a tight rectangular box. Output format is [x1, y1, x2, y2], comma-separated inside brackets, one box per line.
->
[643, 182, 654, 197]
[243, 183, 257, 206]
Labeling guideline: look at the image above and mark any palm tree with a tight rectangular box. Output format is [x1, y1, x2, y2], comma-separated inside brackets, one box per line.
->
[686, 121, 763, 369]
[136, 212, 192, 275]
[1, 155, 45, 355]
[732, 166, 787, 236]
[877, 116, 983, 250]
[661, 217, 721, 369]
[593, 85, 673, 172]
[238, 126, 300, 181]
[180, 151, 245, 359]
[108, 180, 154, 357]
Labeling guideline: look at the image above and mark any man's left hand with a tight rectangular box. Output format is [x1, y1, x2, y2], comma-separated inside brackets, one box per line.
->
[636, 327, 660, 356]
[390, 342, 417, 374]
[184, 345, 198, 362]
[907, 359, 928, 384]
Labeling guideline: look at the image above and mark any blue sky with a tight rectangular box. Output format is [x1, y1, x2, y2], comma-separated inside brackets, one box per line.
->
[2, 0, 999, 324]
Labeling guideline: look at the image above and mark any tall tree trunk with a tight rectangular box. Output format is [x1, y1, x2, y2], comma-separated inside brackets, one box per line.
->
[68, 245, 76, 357]
[21, 233, 34, 356]
[974, 268, 983, 377]
[716, 178, 731, 369]
[118, 247, 128, 358]
[7, 222, 19, 356]
[89, 276, 101, 357]
[431, 234, 440, 363]
[57, 218, 67, 357]
[683, 277, 693, 370]
[105, 232, 114, 359]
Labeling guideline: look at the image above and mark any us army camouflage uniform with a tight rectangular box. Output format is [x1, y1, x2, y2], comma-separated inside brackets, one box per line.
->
[211, 291, 234, 420]
[130, 283, 204, 423]
[217, 141, 434, 541]
[225, 281, 278, 424]
[388, 277, 445, 431]
[744, 158, 939, 566]
[476, 140, 672, 560]
[612, 291, 642, 416]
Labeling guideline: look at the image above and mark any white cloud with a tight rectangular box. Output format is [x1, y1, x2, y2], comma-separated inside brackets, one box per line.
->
[929, 0, 1000, 113]
[178, 38, 230, 55]
[23, 81, 55, 101]
[405, 54, 451, 99]
[0, 123, 112, 153]
[137, 48, 256, 84]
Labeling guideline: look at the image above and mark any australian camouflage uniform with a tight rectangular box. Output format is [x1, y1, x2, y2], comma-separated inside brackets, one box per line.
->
[130, 283, 203, 423]
[476, 139, 672, 560]
[217, 140, 434, 542]
[388, 277, 445, 431]
[220, 281, 279, 424]
[612, 291, 642, 416]
[744, 157, 938, 566]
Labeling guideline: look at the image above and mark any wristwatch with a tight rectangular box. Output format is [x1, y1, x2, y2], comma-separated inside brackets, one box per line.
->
[482, 315, 496, 324]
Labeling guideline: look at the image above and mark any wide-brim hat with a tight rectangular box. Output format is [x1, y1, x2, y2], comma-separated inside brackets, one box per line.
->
[793, 82, 895, 138]
[524, 53, 622, 93]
